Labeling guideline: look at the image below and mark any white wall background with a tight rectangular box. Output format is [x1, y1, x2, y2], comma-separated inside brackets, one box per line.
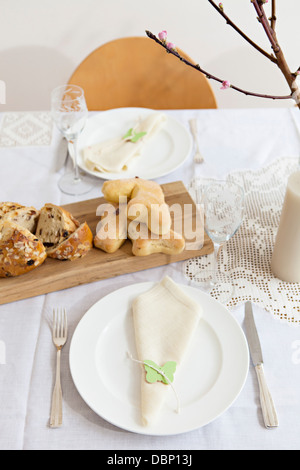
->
[0, 0, 299, 111]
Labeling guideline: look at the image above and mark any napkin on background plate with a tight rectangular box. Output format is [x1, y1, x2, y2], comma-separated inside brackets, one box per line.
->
[132, 276, 202, 426]
[83, 112, 166, 173]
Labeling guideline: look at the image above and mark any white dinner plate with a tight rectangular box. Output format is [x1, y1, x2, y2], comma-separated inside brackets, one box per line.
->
[69, 281, 249, 436]
[76, 107, 192, 180]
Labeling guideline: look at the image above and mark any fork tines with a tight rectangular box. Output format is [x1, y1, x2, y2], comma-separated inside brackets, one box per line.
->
[52, 308, 67, 341]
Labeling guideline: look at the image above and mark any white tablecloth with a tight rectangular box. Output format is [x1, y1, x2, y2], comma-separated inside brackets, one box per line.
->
[0, 108, 300, 450]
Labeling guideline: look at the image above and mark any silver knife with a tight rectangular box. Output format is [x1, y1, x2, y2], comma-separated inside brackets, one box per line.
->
[55, 137, 69, 172]
[245, 301, 279, 429]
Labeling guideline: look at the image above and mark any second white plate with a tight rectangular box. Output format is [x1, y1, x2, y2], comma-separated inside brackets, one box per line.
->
[76, 107, 192, 180]
[69, 281, 249, 436]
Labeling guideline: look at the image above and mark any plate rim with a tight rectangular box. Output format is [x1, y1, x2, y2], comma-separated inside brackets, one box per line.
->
[69, 280, 249, 436]
[76, 107, 192, 180]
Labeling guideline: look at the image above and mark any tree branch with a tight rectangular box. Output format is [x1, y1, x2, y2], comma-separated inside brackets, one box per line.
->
[271, 0, 277, 31]
[251, 0, 297, 95]
[145, 30, 292, 101]
[251, 0, 279, 52]
[207, 0, 277, 63]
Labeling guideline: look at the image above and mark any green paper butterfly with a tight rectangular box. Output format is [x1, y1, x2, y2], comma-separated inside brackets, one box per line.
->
[144, 360, 177, 385]
[122, 127, 147, 143]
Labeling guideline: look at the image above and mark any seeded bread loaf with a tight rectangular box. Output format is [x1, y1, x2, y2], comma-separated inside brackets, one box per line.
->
[47, 222, 93, 260]
[0, 220, 47, 277]
[36, 203, 80, 250]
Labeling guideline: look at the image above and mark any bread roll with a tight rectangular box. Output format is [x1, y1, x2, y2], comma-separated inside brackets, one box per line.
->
[128, 221, 185, 256]
[102, 177, 171, 235]
[94, 204, 127, 253]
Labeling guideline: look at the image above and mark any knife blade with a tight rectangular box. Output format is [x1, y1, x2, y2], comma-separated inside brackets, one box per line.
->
[55, 137, 69, 172]
[245, 301, 279, 429]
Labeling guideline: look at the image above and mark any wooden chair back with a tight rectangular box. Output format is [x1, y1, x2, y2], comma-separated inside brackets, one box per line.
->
[68, 37, 217, 110]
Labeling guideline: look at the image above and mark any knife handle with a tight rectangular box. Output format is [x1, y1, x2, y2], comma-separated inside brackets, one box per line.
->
[255, 364, 279, 429]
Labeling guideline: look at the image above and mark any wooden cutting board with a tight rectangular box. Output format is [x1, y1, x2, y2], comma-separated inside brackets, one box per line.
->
[0, 181, 213, 305]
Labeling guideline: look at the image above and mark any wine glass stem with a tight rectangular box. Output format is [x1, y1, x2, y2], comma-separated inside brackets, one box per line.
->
[212, 242, 222, 284]
[68, 138, 80, 182]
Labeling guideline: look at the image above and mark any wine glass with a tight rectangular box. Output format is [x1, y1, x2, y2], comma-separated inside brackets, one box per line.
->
[51, 84, 93, 195]
[189, 180, 244, 303]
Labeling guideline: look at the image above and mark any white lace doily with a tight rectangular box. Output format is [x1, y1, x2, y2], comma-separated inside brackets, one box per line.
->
[185, 157, 300, 325]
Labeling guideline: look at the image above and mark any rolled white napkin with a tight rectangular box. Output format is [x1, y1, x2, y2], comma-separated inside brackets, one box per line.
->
[132, 276, 202, 426]
[83, 112, 167, 173]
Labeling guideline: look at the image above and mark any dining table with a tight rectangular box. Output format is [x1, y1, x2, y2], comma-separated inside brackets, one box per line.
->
[0, 106, 300, 452]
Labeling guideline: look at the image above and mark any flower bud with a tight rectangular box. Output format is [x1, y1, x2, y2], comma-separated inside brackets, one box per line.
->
[221, 80, 231, 90]
[166, 42, 176, 51]
[158, 30, 167, 42]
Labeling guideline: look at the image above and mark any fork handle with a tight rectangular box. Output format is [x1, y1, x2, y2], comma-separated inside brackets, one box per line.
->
[189, 119, 199, 149]
[50, 349, 62, 428]
[189, 119, 204, 163]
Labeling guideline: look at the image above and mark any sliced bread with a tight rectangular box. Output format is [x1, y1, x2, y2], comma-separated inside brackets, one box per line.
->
[0, 202, 24, 220]
[35, 203, 79, 249]
[3, 206, 40, 233]
[0, 220, 47, 277]
[47, 222, 93, 260]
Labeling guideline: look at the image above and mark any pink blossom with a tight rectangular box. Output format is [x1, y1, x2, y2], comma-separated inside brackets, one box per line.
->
[166, 42, 176, 51]
[221, 80, 231, 90]
[158, 30, 167, 42]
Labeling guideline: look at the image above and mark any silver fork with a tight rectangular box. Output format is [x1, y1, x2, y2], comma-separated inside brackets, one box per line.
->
[189, 118, 204, 163]
[50, 308, 68, 428]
